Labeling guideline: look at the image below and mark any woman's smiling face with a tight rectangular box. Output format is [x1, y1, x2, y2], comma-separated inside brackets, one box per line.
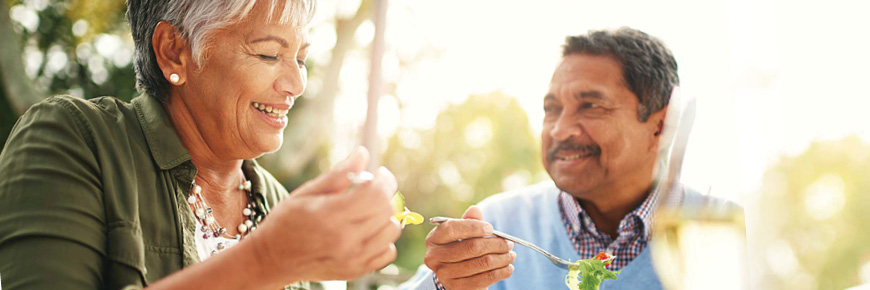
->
[176, 1, 309, 159]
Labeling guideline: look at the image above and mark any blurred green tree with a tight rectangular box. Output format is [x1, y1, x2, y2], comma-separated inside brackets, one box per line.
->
[1, 0, 133, 144]
[383, 91, 547, 271]
[757, 136, 870, 290]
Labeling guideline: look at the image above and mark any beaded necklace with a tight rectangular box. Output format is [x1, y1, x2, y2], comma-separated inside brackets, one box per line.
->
[187, 177, 261, 243]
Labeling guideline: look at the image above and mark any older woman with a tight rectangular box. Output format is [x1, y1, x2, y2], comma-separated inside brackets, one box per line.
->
[0, 0, 401, 289]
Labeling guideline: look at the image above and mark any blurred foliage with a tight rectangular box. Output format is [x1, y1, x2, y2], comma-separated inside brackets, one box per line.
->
[757, 136, 870, 290]
[384, 91, 547, 270]
[1, 0, 135, 145]
[5, 0, 135, 101]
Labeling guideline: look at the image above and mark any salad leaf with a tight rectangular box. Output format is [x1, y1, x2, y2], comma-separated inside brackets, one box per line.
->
[391, 191, 424, 227]
[564, 252, 619, 290]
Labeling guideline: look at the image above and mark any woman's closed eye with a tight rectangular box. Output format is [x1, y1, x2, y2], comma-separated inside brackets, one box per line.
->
[256, 54, 306, 69]
[258, 54, 279, 62]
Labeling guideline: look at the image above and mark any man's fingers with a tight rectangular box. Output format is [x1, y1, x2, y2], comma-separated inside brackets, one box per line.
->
[445, 264, 514, 290]
[436, 251, 516, 279]
[427, 237, 513, 263]
[426, 219, 494, 245]
[462, 205, 484, 220]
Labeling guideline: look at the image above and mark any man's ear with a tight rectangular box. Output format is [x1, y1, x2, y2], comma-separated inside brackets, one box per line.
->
[648, 106, 668, 151]
[652, 106, 668, 136]
[654, 120, 663, 137]
[152, 21, 191, 86]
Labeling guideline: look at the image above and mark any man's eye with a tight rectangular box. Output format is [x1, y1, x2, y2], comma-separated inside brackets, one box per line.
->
[297, 59, 307, 68]
[579, 102, 600, 110]
[258, 54, 279, 61]
[544, 105, 562, 115]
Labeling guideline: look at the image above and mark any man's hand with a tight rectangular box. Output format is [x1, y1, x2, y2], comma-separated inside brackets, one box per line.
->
[248, 147, 402, 284]
[424, 206, 516, 290]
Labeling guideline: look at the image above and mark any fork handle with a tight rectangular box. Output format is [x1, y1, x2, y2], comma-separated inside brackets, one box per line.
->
[492, 230, 558, 259]
[429, 217, 559, 260]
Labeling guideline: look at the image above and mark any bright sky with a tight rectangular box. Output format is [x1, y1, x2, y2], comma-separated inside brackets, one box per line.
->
[309, 0, 870, 207]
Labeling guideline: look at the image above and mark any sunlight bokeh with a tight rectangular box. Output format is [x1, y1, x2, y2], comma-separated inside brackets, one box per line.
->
[4, 0, 870, 288]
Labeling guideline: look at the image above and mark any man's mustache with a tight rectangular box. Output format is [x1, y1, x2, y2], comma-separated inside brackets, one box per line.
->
[547, 141, 601, 161]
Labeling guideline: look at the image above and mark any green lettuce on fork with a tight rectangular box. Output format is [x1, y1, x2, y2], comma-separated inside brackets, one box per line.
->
[565, 252, 619, 290]
[391, 191, 423, 227]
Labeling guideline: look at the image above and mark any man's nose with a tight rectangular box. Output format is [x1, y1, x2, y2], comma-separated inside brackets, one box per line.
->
[549, 113, 581, 141]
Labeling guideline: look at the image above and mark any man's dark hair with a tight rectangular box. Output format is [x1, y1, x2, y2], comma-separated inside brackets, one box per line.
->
[563, 27, 679, 122]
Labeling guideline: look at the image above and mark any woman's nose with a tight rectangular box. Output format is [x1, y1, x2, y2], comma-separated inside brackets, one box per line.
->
[274, 62, 306, 98]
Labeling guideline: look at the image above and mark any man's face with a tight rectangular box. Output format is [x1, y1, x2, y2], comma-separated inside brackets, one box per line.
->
[542, 54, 664, 197]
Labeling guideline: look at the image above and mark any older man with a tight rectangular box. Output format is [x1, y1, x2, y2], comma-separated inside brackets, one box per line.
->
[401, 27, 735, 290]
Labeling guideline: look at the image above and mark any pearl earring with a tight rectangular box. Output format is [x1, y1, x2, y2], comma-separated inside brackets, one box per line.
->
[169, 73, 180, 84]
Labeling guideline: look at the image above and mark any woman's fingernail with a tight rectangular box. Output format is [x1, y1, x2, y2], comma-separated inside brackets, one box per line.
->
[507, 241, 515, 249]
[483, 224, 493, 235]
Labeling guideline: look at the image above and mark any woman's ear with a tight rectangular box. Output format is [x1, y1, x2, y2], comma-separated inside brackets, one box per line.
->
[152, 21, 191, 86]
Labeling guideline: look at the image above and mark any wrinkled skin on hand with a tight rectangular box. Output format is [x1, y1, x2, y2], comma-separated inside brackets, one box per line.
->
[424, 206, 516, 290]
[249, 147, 403, 283]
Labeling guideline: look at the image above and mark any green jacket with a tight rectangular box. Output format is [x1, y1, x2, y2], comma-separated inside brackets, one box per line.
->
[0, 95, 308, 289]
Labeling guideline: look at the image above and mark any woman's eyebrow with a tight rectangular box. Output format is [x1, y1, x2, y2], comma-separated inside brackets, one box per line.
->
[249, 36, 310, 52]
[250, 35, 288, 47]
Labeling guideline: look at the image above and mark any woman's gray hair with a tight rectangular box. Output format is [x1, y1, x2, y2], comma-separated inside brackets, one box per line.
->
[127, 0, 316, 103]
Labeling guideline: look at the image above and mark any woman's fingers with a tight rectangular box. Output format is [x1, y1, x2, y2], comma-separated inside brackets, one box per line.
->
[365, 244, 398, 272]
[334, 166, 398, 222]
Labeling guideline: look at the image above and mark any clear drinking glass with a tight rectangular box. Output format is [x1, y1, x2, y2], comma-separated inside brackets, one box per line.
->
[650, 88, 749, 290]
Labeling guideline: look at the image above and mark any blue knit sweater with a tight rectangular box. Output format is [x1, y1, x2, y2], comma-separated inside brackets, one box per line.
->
[399, 181, 735, 290]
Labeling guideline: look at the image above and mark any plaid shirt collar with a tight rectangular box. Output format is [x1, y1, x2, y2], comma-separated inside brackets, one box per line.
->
[559, 182, 662, 243]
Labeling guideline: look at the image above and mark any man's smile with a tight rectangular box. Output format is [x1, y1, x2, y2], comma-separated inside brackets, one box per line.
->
[548, 142, 601, 162]
[556, 152, 596, 161]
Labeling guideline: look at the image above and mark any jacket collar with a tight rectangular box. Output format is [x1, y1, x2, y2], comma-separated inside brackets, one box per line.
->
[133, 94, 191, 170]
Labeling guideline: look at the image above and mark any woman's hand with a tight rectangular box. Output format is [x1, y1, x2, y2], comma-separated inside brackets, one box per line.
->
[249, 147, 402, 284]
